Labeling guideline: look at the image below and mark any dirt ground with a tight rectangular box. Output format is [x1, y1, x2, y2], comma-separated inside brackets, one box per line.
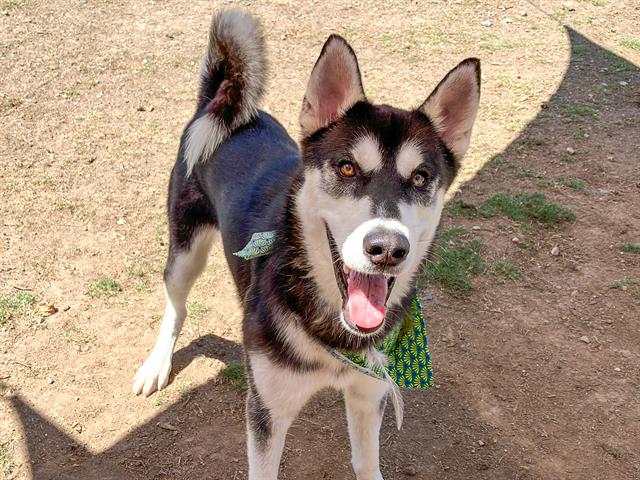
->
[1, 0, 639, 479]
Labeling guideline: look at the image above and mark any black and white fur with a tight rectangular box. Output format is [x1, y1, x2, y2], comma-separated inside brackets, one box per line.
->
[133, 10, 480, 480]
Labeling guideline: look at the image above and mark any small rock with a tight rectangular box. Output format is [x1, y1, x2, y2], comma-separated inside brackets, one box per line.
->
[472, 225, 481, 231]
[47, 377, 54, 384]
[511, 237, 520, 244]
[562, 2, 576, 11]
[566, 147, 575, 155]
[157, 422, 178, 431]
[613, 367, 621, 372]
[551, 246, 560, 256]
[478, 440, 486, 446]
[482, 20, 493, 27]
[579, 335, 590, 344]
[403, 465, 417, 476]
[502, 17, 513, 24]
[619, 81, 628, 86]
[521, 11, 528, 17]
[39, 304, 58, 317]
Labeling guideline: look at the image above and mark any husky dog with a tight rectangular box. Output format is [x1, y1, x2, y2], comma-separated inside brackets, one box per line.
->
[133, 9, 480, 480]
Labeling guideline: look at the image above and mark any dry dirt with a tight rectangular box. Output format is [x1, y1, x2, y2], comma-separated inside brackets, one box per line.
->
[1, 0, 639, 479]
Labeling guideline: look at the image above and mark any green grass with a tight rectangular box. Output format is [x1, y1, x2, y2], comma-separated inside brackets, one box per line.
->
[421, 227, 484, 298]
[591, 0, 604, 6]
[572, 45, 588, 55]
[554, 176, 587, 192]
[187, 301, 209, 318]
[479, 192, 576, 229]
[620, 39, 640, 52]
[87, 278, 121, 298]
[620, 243, 640, 254]
[492, 156, 543, 179]
[562, 103, 597, 119]
[493, 261, 521, 282]
[0, 442, 14, 477]
[609, 279, 640, 289]
[220, 362, 247, 392]
[573, 128, 587, 139]
[446, 200, 476, 217]
[0, 292, 36, 326]
[560, 152, 575, 163]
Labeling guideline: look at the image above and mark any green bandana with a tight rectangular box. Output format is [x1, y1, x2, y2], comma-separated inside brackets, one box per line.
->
[234, 231, 434, 391]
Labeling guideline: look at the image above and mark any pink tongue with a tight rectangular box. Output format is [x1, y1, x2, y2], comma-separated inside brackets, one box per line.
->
[345, 273, 388, 330]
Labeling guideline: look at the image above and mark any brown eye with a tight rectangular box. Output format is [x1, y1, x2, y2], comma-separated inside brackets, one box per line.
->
[412, 171, 428, 188]
[338, 161, 357, 178]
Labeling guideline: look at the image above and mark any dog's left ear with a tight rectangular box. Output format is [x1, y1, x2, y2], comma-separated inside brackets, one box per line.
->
[299, 35, 365, 136]
[420, 58, 481, 160]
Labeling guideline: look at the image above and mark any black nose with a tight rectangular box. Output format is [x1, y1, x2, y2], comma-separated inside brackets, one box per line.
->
[363, 228, 410, 267]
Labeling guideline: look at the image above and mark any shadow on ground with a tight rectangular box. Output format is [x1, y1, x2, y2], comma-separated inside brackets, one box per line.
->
[8, 27, 639, 480]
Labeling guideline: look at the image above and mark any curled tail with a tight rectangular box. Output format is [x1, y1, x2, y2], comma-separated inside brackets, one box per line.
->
[184, 10, 266, 175]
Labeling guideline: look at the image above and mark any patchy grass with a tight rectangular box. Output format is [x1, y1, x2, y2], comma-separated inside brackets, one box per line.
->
[0, 292, 37, 326]
[591, 0, 604, 5]
[602, 50, 635, 72]
[479, 192, 576, 229]
[560, 152, 575, 163]
[493, 261, 521, 282]
[554, 176, 587, 192]
[573, 128, 587, 139]
[421, 227, 484, 298]
[127, 256, 159, 280]
[187, 301, 209, 318]
[620, 39, 640, 52]
[0, 442, 15, 477]
[609, 279, 640, 289]
[87, 278, 121, 298]
[609, 279, 640, 301]
[620, 243, 640, 254]
[446, 200, 476, 217]
[219, 362, 247, 392]
[562, 103, 597, 119]
[492, 156, 544, 179]
[572, 45, 588, 55]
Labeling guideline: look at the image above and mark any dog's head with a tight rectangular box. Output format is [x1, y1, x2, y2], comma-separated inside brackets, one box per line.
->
[295, 35, 480, 338]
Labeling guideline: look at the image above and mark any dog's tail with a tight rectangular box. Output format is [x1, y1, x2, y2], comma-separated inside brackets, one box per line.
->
[184, 10, 266, 176]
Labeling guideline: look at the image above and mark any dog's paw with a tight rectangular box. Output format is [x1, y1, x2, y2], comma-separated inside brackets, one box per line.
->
[132, 350, 173, 397]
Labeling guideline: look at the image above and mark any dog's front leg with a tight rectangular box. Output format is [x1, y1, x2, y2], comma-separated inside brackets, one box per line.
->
[246, 353, 319, 480]
[344, 374, 390, 480]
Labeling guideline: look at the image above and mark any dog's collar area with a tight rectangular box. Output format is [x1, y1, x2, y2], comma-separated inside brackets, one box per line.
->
[232, 229, 434, 392]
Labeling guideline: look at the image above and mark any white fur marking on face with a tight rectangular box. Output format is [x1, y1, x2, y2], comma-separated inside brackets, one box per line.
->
[351, 135, 383, 173]
[387, 188, 445, 305]
[395, 141, 424, 178]
[295, 169, 373, 310]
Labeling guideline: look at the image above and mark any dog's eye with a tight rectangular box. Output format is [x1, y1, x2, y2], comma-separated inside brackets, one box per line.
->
[338, 161, 357, 178]
[412, 171, 429, 188]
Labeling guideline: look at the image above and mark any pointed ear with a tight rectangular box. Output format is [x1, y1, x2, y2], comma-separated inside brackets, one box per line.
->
[420, 58, 481, 160]
[299, 35, 366, 136]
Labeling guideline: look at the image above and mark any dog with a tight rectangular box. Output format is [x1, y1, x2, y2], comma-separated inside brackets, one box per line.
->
[133, 9, 480, 480]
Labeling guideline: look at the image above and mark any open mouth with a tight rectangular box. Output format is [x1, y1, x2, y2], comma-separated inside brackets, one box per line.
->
[325, 226, 396, 334]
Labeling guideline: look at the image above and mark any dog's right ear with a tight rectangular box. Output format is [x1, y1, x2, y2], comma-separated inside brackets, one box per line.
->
[299, 35, 365, 136]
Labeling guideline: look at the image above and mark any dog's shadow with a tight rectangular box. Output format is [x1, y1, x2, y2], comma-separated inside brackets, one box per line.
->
[170, 332, 243, 379]
[6, 26, 640, 480]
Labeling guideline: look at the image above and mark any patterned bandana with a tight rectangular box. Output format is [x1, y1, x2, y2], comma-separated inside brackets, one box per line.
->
[234, 231, 434, 391]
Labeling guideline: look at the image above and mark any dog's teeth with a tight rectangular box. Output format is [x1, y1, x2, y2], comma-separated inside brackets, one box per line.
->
[342, 265, 350, 274]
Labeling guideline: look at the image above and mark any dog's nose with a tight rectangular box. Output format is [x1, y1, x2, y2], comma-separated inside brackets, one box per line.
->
[363, 229, 410, 267]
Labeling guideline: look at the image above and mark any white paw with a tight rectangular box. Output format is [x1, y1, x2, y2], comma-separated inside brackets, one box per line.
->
[132, 349, 173, 397]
